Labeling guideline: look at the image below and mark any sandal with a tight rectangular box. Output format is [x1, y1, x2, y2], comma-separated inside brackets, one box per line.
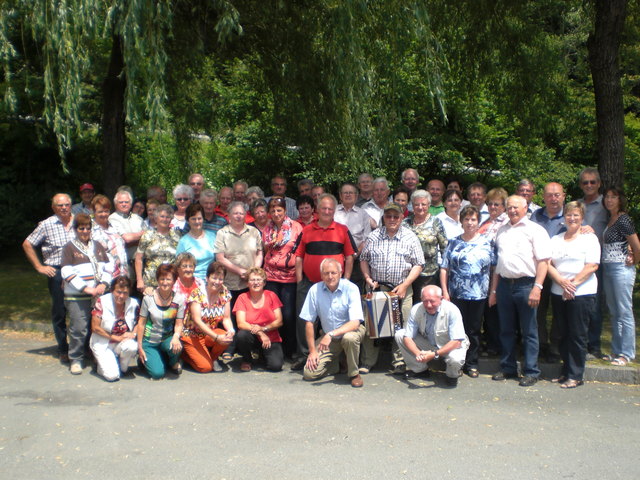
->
[240, 362, 252, 372]
[611, 356, 629, 366]
[221, 352, 233, 361]
[560, 379, 584, 389]
[466, 368, 479, 378]
[551, 375, 568, 384]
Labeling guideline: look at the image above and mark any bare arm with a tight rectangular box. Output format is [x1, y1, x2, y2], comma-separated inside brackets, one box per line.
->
[440, 268, 450, 300]
[343, 255, 354, 280]
[23, 240, 55, 277]
[295, 256, 304, 283]
[529, 259, 549, 307]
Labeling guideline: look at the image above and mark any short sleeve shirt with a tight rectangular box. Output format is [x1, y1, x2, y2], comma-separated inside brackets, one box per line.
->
[233, 290, 283, 343]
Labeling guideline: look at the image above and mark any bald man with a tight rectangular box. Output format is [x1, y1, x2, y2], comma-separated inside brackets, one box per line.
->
[23, 193, 76, 361]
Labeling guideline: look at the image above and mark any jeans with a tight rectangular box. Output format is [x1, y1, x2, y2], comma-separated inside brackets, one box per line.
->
[602, 262, 636, 360]
[265, 281, 297, 358]
[48, 267, 68, 354]
[552, 294, 594, 381]
[496, 276, 540, 377]
[587, 268, 605, 353]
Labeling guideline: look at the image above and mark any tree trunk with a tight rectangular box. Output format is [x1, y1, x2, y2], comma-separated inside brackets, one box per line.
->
[102, 34, 127, 198]
[587, 0, 627, 190]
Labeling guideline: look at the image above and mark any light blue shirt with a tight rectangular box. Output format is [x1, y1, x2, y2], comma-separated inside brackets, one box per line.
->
[175, 230, 217, 280]
[300, 278, 364, 335]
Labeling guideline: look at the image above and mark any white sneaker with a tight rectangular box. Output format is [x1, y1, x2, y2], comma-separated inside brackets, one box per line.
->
[70, 361, 83, 375]
[213, 360, 223, 372]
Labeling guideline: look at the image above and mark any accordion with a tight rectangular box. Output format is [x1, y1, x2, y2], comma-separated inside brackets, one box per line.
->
[362, 291, 403, 338]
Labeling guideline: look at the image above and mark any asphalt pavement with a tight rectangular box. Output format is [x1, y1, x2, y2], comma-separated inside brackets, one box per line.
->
[1, 330, 638, 480]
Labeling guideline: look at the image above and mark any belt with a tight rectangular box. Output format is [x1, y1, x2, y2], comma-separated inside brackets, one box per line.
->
[500, 276, 534, 285]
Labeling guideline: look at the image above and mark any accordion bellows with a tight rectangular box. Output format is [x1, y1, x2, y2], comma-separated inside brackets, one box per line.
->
[363, 291, 403, 338]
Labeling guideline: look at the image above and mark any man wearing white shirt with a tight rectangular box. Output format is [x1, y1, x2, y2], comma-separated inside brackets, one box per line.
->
[363, 177, 390, 227]
[488, 195, 551, 387]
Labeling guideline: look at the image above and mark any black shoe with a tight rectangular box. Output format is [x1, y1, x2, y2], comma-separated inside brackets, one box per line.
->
[391, 364, 407, 376]
[290, 358, 306, 371]
[404, 369, 430, 380]
[492, 371, 518, 381]
[444, 376, 458, 387]
[519, 375, 538, 387]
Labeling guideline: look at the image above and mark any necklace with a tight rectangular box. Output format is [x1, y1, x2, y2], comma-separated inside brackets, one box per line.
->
[157, 290, 173, 303]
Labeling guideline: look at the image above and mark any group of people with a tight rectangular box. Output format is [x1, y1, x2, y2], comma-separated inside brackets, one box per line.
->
[22, 167, 638, 389]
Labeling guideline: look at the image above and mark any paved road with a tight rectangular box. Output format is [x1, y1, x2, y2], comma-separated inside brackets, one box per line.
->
[1, 331, 638, 480]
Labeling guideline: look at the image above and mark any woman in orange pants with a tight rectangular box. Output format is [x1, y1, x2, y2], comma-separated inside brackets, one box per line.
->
[181, 262, 235, 372]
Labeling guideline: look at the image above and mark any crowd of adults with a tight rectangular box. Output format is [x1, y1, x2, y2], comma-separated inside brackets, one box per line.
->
[22, 168, 639, 389]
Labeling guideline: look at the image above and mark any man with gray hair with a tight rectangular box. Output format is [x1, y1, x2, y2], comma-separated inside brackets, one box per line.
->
[267, 175, 299, 220]
[400, 168, 420, 212]
[23, 193, 76, 362]
[188, 173, 205, 203]
[516, 179, 540, 218]
[200, 188, 228, 234]
[363, 177, 390, 227]
[297, 178, 315, 197]
[109, 189, 145, 263]
[395, 285, 469, 387]
[301, 258, 365, 388]
[578, 167, 607, 359]
[489, 194, 551, 387]
[233, 180, 248, 204]
[356, 173, 374, 207]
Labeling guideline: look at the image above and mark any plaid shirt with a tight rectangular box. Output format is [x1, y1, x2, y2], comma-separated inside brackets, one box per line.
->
[360, 225, 425, 287]
[25, 215, 75, 266]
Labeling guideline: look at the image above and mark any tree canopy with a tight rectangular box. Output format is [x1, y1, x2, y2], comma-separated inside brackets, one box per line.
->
[1, 0, 640, 247]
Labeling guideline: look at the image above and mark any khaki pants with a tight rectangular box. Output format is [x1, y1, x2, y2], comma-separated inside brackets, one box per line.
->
[303, 324, 365, 380]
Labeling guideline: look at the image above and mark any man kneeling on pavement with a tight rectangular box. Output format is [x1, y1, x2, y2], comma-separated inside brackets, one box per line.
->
[301, 258, 366, 388]
[395, 285, 469, 387]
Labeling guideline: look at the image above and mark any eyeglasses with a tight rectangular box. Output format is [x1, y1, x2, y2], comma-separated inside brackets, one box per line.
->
[189, 182, 203, 186]
[341, 191, 357, 195]
[55, 203, 71, 208]
[487, 202, 503, 207]
[176, 197, 190, 201]
[582, 180, 598, 185]
[248, 278, 264, 283]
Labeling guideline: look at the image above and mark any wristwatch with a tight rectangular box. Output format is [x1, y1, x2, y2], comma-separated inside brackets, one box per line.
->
[434, 350, 440, 359]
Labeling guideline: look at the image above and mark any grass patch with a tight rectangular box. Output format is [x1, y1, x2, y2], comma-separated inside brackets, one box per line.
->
[0, 252, 51, 324]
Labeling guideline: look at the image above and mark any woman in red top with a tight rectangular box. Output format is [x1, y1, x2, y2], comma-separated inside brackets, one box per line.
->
[262, 196, 302, 358]
[233, 267, 284, 372]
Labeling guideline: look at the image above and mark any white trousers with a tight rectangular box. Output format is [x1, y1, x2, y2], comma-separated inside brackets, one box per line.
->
[90, 337, 138, 381]
[394, 329, 467, 378]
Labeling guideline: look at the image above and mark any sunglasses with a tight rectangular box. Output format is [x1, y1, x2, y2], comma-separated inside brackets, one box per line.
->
[582, 180, 598, 185]
[176, 197, 190, 201]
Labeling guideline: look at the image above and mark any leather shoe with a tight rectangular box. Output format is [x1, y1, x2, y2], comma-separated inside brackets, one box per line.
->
[404, 369, 431, 380]
[290, 358, 306, 371]
[491, 371, 518, 381]
[444, 376, 458, 387]
[350, 374, 364, 388]
[519, 375, 538, 387]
